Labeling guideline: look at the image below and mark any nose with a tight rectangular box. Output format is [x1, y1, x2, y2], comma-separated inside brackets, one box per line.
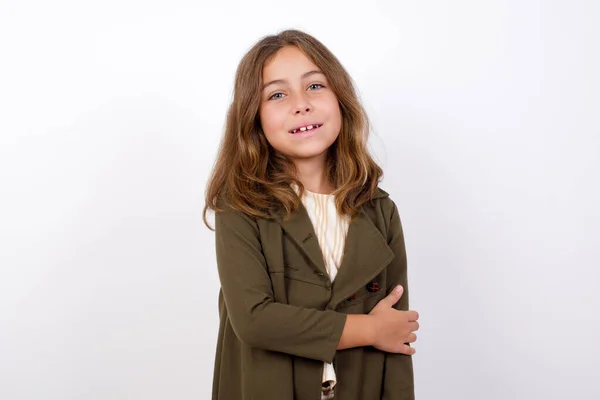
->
[294, 106, 311, 115]
[292, 92, 312, 115]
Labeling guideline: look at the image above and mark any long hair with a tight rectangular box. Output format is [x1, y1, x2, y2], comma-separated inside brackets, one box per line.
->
[203, 29, 383, 229]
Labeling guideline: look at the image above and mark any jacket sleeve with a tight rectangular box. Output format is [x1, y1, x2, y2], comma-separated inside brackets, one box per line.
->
[214, 204, 347, 363]
[382, 200, 415, 399]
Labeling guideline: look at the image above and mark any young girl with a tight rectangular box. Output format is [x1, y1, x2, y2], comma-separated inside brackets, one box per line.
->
[203, 29, 420, 400]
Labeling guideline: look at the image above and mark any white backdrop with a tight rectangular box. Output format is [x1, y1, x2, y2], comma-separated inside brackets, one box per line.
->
[1, 1, 599, 399]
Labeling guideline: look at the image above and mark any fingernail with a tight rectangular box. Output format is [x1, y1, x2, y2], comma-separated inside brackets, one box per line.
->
[394, 285, 402, 292]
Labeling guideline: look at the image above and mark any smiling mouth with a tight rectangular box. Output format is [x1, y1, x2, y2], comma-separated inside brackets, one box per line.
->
[289, 124, 323, 134]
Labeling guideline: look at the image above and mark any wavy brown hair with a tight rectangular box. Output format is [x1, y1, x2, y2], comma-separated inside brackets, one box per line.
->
[203, 29, 383, 229]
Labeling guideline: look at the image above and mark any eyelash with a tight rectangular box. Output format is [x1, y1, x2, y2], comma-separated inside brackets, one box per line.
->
[268, 83, 325, 101]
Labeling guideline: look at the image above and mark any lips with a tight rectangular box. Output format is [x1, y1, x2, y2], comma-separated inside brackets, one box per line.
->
[288, 123, 323, 134]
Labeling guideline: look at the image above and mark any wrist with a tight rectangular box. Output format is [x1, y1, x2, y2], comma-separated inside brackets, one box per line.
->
[365, 314, 378, 346]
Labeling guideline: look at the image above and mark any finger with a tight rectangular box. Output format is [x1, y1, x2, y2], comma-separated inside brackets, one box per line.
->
[379, 285, 403, 307]
[401, 344, 416, 355]
[405, 333, 417, 343]
[406, 310, 419, 321]
[408, 321, 420, 332]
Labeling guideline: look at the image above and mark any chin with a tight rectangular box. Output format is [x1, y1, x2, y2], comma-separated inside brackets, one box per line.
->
[287, 147, 331, 161]
[270, 134, 338, 161]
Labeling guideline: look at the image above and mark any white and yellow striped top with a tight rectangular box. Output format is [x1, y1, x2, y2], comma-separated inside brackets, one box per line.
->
[297, 186, 351, 397]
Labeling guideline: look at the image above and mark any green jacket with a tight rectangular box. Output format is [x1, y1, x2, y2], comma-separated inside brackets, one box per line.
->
[212, 188, 414, 399]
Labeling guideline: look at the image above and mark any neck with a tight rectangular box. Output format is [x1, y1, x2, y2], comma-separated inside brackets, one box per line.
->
[292, 156, 333, 195]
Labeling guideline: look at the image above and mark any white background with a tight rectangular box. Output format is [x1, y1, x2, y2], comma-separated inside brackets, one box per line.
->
[1, 1, 599, 399]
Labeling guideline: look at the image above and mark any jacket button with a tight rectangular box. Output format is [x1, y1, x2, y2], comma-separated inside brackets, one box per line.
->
[316, 271, 325, 276]
[341, 294, 356, 306]
[366, 280, 380, 292]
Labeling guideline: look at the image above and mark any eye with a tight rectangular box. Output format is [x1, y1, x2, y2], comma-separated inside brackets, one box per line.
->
[268, 92, 285, 100]
[308, 83, 324, 90]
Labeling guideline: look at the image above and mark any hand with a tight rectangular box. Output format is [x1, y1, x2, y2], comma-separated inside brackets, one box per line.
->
[368, 285, 419, 355]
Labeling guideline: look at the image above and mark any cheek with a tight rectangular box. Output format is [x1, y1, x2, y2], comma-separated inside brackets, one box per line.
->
[324, 101, 342, 133]
[259, 106, 286, 135]
[259, 107, 286, 149]
[319, 94, 341, 121]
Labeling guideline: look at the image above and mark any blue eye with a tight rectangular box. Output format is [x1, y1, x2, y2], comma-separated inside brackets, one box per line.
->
[267, 84, 324, 101]
[268, 92, 284, 100]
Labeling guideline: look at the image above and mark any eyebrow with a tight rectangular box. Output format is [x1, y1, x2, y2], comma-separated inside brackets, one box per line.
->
[261, 70, 325, 91]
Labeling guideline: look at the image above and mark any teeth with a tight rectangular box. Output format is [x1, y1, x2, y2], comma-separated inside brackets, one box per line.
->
[290, 124, 320, 134]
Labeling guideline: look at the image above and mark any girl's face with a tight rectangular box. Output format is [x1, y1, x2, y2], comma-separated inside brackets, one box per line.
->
[258, 46, 342, 164]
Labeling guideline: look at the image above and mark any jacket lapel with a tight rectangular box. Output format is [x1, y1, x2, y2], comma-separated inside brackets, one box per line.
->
[272, 202, 328, 276]
[269, 188, 395, 308]
[327, 208, 394, 309]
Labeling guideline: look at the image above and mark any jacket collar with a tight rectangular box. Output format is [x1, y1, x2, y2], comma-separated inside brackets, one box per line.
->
[269, 187, 394, 308]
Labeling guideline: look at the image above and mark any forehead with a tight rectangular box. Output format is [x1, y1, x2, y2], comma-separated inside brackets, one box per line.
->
[262, 46, 320, 80]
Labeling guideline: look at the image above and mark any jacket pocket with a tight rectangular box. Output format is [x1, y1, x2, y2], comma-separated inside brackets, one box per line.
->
[282, 264, 326, 286]
[279, 265, 331, 309]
